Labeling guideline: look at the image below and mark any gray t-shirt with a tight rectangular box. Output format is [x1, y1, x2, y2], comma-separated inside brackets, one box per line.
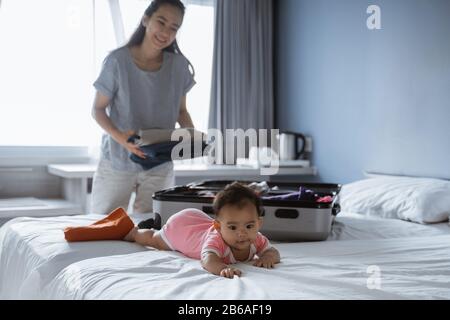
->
[93, 47, 196, 172]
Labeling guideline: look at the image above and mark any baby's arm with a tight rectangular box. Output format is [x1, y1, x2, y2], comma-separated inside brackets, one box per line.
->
[201, 252, 242, 279]
[253, 247, 281, 269]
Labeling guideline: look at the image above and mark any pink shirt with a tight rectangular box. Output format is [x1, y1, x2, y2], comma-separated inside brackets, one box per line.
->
[160, 208, 272, 263]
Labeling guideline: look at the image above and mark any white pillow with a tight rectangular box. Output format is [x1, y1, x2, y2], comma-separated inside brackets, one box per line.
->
[339, 176, 450, 224]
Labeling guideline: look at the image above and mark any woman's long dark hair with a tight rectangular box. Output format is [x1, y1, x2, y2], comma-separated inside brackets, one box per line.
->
[127, 0, 195, 77]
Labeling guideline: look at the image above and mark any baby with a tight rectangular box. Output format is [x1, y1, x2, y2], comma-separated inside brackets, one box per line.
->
[124, 182, 280, 278]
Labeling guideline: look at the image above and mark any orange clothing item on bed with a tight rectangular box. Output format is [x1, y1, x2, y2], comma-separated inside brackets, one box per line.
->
[64, 207, 134, 242]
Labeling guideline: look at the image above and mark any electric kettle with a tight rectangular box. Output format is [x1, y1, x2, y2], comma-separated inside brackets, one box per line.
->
[278, 131, 306, 161]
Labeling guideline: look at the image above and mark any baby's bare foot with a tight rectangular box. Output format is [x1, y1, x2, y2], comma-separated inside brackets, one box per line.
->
[124, 227, 138, 242]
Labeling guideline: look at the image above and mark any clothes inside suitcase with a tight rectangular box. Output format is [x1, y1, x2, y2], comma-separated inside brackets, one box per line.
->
[153, 180, 341, 242]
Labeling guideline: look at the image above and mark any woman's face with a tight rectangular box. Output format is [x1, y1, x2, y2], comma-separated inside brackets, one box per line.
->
[143, 4, 184, 50]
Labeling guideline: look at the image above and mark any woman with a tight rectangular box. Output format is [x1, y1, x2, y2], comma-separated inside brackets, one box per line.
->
[91, 0, 195, 215]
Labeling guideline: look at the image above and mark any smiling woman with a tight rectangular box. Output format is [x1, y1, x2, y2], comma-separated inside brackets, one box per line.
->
[89, 0, 202, 215]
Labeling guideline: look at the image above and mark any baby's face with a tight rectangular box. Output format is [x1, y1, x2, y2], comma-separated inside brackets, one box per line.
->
[216, 202, 262, 251]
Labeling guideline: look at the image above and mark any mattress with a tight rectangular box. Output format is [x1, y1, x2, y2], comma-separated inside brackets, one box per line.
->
[328, 211, 450, 241]
[43, 233, 450, 300]
[0, 211, 448, 299]
[0, 213, 152, 299]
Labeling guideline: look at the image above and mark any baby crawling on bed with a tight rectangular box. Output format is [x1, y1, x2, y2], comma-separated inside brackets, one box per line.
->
[124, 182, 281, 278]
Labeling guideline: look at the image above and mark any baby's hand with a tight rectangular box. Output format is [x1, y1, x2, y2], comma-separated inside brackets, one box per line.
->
[220, 266, 242, 279]
[253, 256, 276, 269]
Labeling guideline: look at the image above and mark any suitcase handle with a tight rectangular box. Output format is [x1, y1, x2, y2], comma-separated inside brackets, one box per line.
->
[275, 209, 299, 219]
[332, 203, 341, 216]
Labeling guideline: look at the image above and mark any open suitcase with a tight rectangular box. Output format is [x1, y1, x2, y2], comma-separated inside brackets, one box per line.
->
[153, 180, 341, 242]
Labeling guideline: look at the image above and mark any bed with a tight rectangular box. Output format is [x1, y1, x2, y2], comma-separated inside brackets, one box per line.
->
[43, 230, 450, 300]
[0, 176, 449, 300]
[0, 213, 151, 299]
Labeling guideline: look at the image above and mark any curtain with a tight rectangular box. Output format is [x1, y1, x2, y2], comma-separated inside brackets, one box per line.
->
[208, 0, 274, 163]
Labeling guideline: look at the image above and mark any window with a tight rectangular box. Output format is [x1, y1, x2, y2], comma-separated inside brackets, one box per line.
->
[177, 1, 214, 132]
[0, 0, 96, 147]
[0, 0, 214, 150]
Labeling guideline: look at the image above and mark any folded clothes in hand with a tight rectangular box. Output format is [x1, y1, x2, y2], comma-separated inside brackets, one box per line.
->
[130, 140, 209, 171]
[136, 128, 207, 146]
[64, 207, 134, 242]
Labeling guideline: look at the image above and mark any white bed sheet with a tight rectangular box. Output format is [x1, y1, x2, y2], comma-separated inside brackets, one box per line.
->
[0, 214, 151, 299]
[0, 211, 448, 299]
[43, 234, 450, 300]
[329, 211, 449, 241]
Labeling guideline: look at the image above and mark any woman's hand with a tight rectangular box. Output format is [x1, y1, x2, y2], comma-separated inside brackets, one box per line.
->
[116, 130, 146, 159]
[220, 266, 242, 279]
[92, 93, 146, 159]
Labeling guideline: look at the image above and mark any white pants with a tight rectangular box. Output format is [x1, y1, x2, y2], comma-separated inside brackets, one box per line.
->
[90, 158, 175, 215]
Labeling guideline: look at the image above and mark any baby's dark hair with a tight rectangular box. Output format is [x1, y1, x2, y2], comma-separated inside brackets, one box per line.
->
[213, 182, 263, 217]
